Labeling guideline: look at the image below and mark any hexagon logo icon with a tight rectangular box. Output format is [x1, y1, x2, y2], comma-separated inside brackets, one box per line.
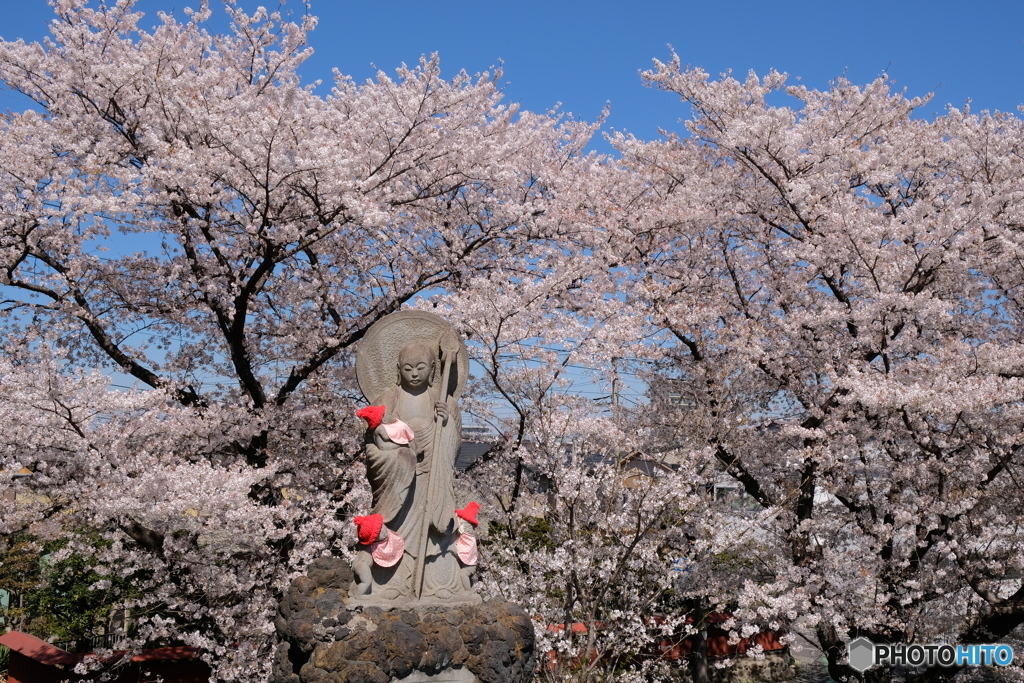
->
[848, 637, 876, 672]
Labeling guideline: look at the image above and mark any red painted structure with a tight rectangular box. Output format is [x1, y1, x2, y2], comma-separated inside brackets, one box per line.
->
[0, 631, 211, 683]
[655, 612, 786, 660]
[545, 613, 787, 670]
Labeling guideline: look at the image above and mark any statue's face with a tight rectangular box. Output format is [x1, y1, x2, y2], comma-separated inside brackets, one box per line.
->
[398, 344, 434, 390]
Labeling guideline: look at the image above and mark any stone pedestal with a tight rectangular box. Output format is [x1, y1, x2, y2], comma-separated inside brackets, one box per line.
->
[273, 556, 535, 683]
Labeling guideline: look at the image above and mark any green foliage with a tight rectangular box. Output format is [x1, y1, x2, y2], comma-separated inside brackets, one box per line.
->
[0, 535, 44, 631]
[0, 533, 136, 644]
[511, 516, 557, 552]
[711, 550, 755, 569]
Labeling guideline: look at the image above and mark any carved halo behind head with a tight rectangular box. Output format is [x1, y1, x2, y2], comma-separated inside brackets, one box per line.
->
[355, 311, 469, 406]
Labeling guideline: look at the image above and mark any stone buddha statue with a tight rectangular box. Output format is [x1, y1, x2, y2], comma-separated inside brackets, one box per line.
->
[351, 311, 479, 605]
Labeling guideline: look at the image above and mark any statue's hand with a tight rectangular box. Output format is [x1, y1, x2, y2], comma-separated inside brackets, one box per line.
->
[434, 401, 449, 424]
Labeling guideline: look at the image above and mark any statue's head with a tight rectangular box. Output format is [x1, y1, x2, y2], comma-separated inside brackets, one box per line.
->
[397, 342, 437, 391]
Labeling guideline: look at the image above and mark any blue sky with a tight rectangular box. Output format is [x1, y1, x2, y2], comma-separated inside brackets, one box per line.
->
[4, 0, 1024, 154]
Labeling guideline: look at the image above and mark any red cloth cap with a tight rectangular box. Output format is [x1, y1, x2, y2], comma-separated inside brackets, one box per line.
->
[456, 502, 480, 527]
[354, 514, 383, 545]
[356, 405, 386, 430]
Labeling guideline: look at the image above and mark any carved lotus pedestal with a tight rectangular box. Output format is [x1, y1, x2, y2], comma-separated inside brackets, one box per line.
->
[273, 556, 536, 683]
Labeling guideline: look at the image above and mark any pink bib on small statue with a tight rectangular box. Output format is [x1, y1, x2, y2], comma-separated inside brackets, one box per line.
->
[456, 532, 478, 566]
[381, 419, 415, 445]
[371, 530, 405, 567]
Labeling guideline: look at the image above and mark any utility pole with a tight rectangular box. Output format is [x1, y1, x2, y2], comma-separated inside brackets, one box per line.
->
[611, 356, 620, 429]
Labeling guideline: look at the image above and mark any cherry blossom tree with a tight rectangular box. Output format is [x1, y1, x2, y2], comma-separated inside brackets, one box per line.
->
[617, 56, 1024, 681]
[436, 274, 716, 682]
[0, 2, 609, 679]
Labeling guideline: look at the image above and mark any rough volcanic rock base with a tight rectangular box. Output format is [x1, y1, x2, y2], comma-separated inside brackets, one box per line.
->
[273, 556, 535, 683]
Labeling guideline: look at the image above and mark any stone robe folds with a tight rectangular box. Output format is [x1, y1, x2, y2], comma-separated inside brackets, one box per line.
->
[363, 382, 461, 600]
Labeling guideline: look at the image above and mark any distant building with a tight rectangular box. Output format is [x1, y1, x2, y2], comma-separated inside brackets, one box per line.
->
[457, 425, 498, 471]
